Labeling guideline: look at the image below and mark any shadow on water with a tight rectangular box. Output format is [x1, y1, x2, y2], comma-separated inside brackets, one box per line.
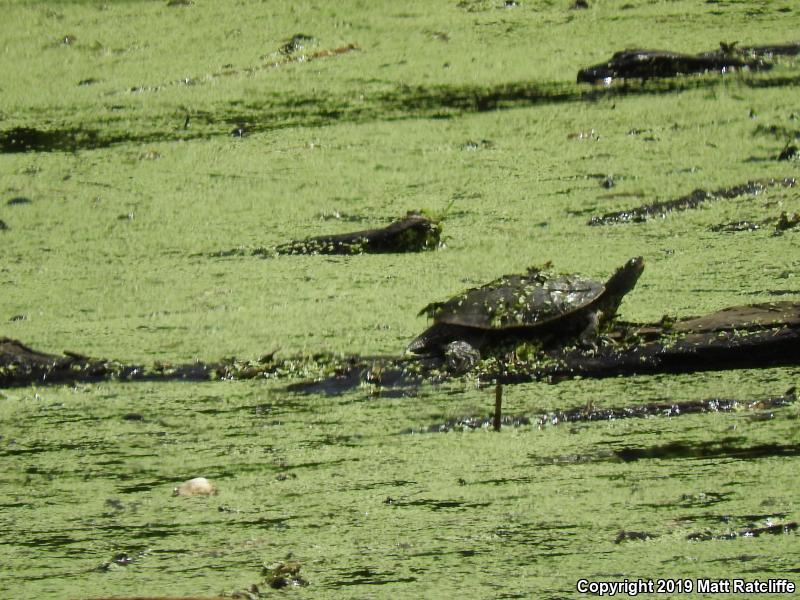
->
[614, 439, 800, 462]
[5, 72, 800, 153]
[529, 437, 800, 466]
[385, 498, 492, 511]
[214, 72, 800, 136]
[0, 126, 201, 153]
[329, 567, 418, 587]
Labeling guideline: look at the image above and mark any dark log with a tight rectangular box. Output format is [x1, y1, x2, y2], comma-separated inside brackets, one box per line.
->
[577, 49, 769, 83]
[275, 212, 441, 255]
[588, 178, 795, 225]
[577, 42, 800, 84]
[2, 302, 800, 390]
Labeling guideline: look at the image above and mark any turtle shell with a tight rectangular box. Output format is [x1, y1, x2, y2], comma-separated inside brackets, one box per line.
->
[422, 269, 604, 331]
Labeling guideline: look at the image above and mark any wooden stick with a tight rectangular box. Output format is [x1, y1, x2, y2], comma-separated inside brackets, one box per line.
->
[494, 382, 503, 431]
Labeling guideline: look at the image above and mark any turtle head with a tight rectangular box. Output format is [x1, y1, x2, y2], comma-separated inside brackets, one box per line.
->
[606, 257, 644, 296]
[599, 257, 644, 318]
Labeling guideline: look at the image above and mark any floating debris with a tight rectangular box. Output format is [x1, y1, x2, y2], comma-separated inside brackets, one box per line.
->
[264, 562, 308, 589]
[615, 530, 656, 544]
[411, 387, 795, 433]
[96, 552, 136, 572]
[268, 43, 359, 68]
[737, 42, 800, 58]
[778, 144, 798, 161]
[279, 34, 316, 56]
[776, 211, 800, 232]
[588, 178, 796, 225]
[687, 521, 798, 541]
[462, 139, 494, 150]
[172, 477, 217, 497]
[567, 129, 598, 141]
[710, 210, 800, 234]
[709, 220, 763, 233]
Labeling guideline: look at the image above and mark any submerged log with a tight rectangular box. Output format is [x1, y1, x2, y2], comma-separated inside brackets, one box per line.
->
[291, 301, 800, 393]
[577, 48, 769, 83]
[0, 338, 213, 387]
[588, 178, 795, 225]
[2, 302, 800, 390]
[275, 212, 441, 255]
[577, 42, 800, 83]
[412, 387, 796, 433]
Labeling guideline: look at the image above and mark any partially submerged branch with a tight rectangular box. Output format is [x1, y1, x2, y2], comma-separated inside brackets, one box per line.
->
[2, 302, 799, 391]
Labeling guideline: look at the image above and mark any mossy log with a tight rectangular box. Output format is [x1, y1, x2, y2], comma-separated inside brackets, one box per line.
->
[275, 212, 441, 255]
[576, 42, 800, 83]
[1, 302, 799, 390]
[496, 301, 800, 385]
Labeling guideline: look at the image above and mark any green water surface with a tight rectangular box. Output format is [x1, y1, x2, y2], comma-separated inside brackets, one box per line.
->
[1, 1, 799, 598]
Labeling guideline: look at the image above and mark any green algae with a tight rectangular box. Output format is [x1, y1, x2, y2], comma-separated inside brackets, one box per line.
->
[1, 376, 798, 597]
[1, 0, 800, 597]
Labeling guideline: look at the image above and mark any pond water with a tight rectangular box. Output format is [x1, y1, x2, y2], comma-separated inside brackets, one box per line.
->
[1, 1, 798, 597]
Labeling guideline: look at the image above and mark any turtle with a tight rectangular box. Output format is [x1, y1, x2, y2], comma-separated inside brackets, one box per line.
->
[407, 257, 645, 367]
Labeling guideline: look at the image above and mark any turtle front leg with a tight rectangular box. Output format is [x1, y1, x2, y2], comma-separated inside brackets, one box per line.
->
[578, 311, 601, 349]
[579, 310, 617, 350]
[444, 340, 481, 374]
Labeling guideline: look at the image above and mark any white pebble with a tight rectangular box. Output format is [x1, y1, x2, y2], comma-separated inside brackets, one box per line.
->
[173, 477, 217, 497]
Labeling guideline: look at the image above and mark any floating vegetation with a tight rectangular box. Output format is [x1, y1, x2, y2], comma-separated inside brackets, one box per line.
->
[588, 178, 796, 225]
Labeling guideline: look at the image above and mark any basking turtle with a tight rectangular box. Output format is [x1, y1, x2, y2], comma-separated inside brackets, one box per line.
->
[407, 257, 645, 365]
